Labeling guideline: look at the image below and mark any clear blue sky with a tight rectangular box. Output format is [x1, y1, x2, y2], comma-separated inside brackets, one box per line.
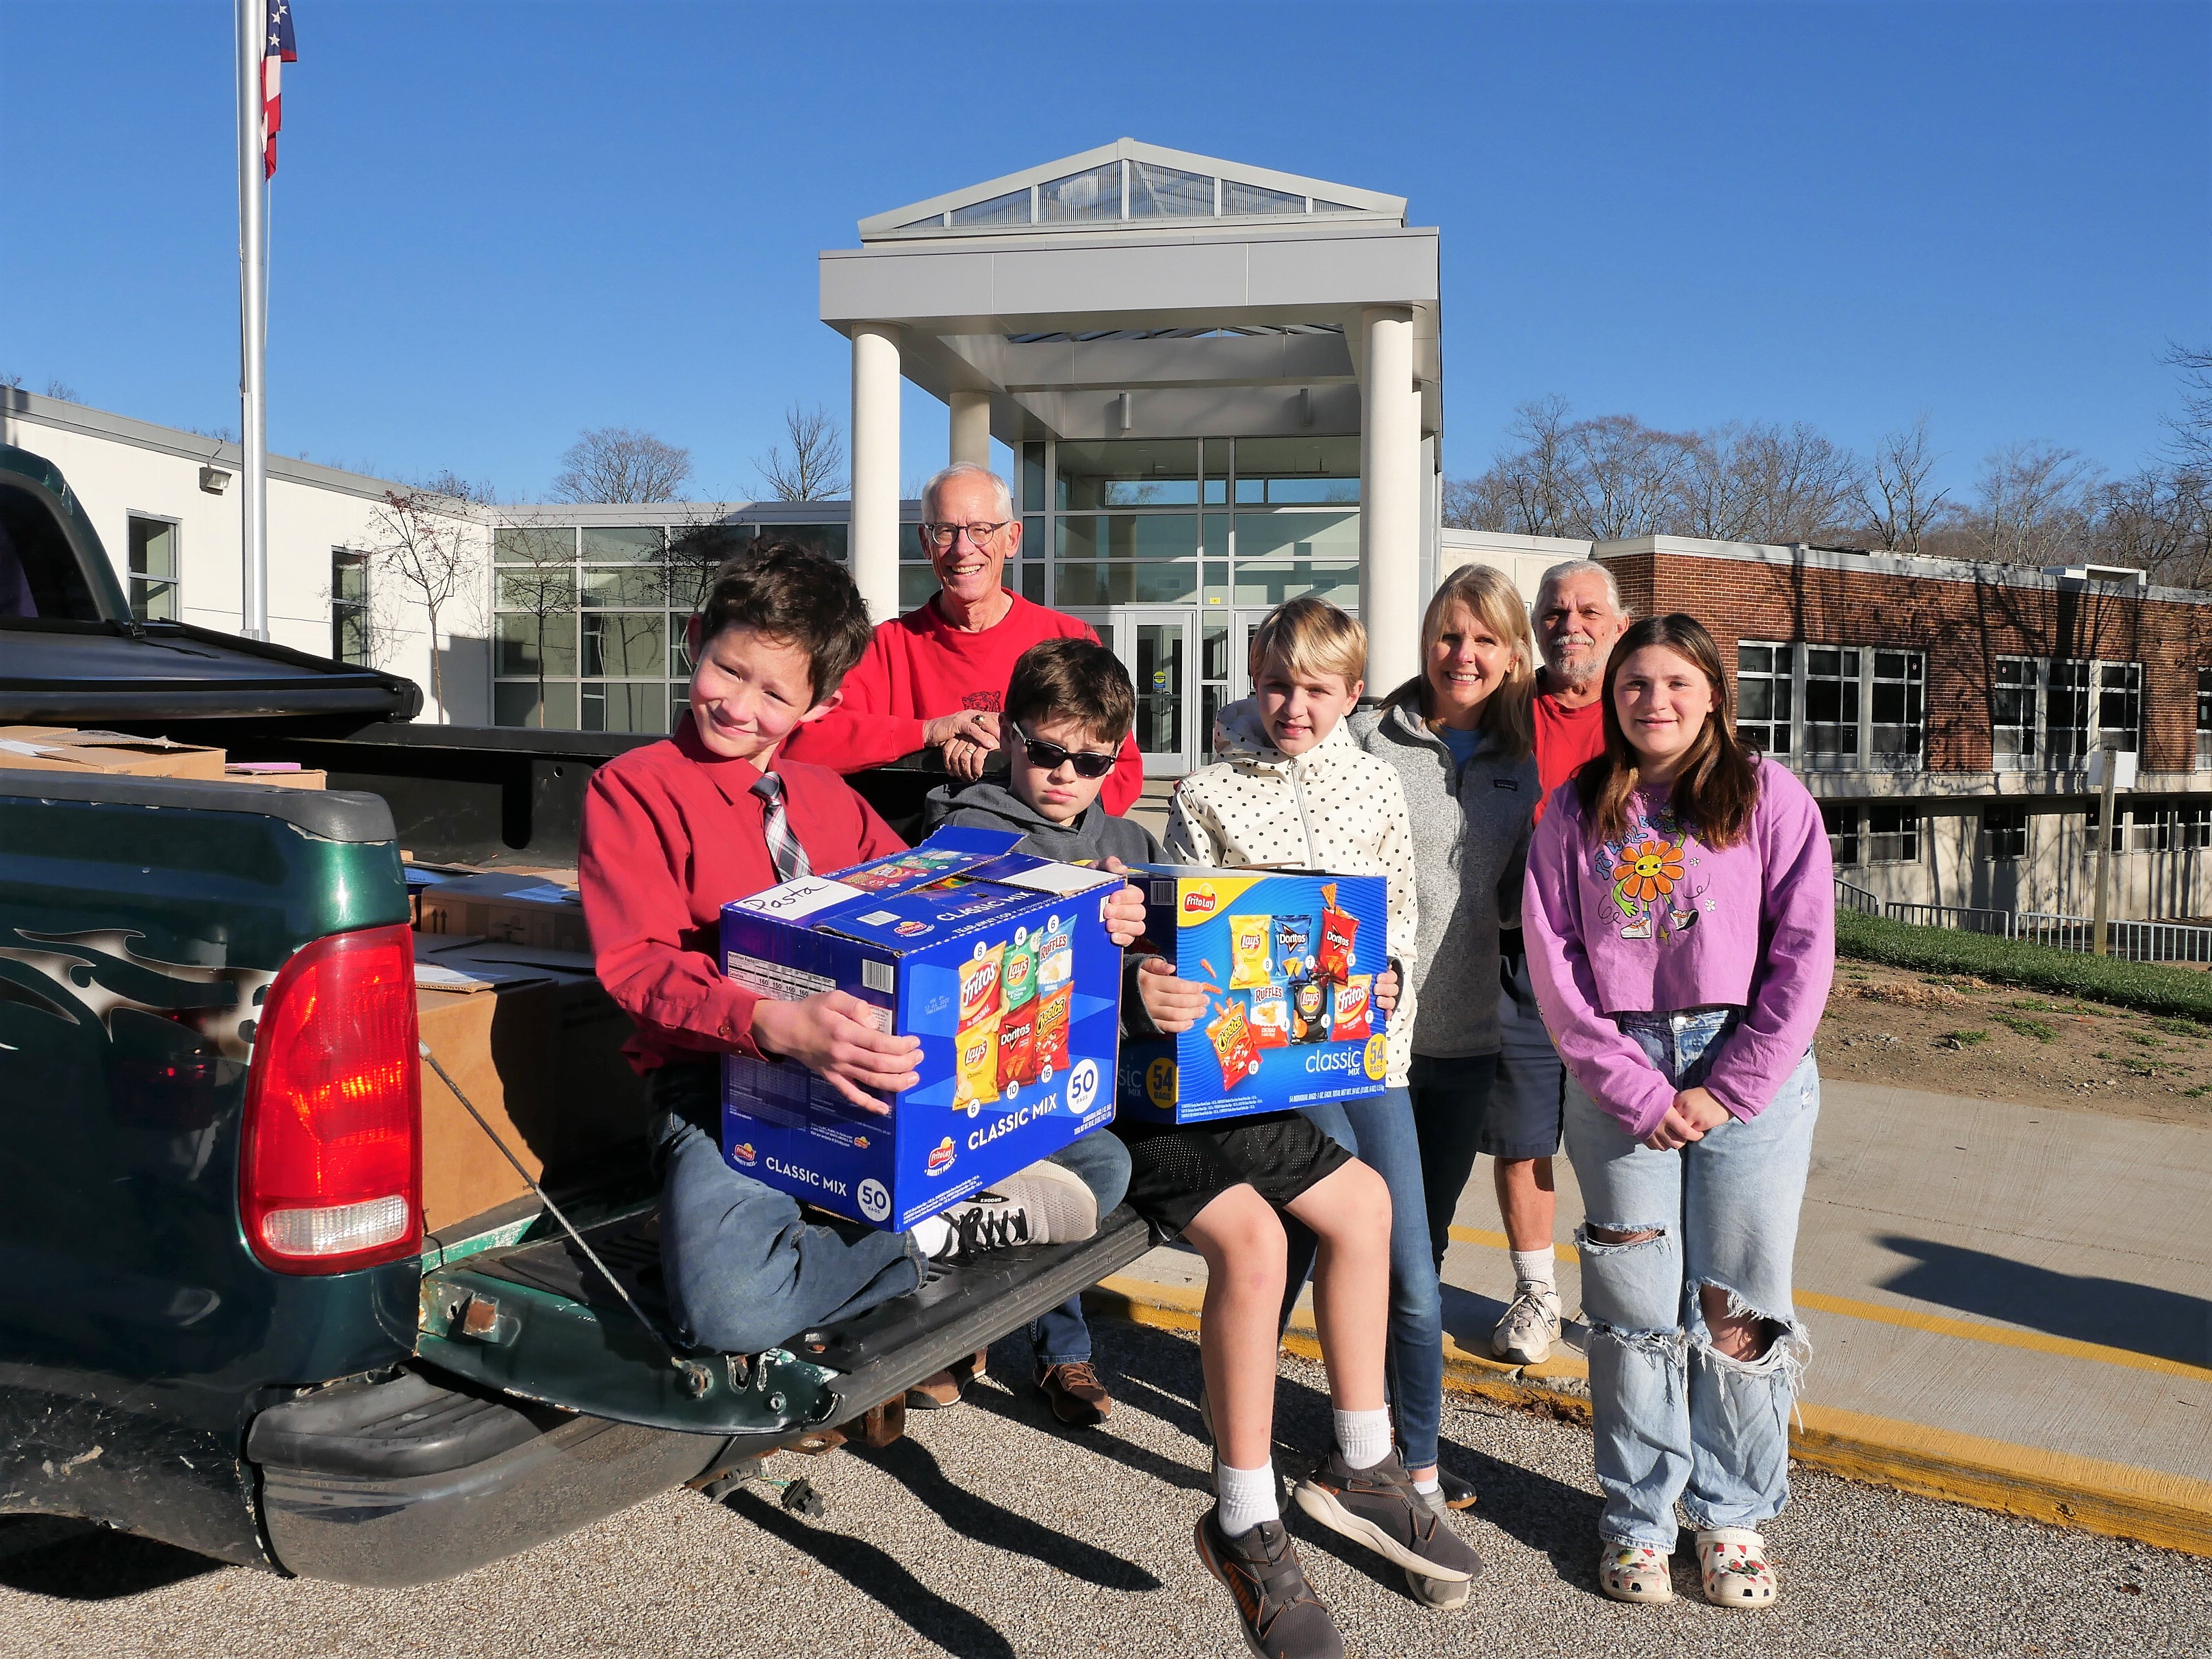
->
[3, 1, 2206, 505]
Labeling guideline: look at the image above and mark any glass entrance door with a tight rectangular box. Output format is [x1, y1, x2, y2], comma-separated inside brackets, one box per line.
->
[1080, 609, 1197, 775]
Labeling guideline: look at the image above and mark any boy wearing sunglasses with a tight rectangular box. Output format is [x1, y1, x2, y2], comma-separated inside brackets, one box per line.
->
[925, 639, 1212, 1426]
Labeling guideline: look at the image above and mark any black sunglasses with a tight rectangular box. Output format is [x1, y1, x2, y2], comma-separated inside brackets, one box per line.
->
[1008, 721, 1117, 780]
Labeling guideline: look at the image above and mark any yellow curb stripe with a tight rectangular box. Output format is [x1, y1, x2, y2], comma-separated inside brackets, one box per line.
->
[1445, 1224, 2212, 1382]
[1083, 1275, 2212, 1559]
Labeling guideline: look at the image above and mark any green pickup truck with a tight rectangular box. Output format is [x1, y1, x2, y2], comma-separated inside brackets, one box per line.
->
[0, 443, 1150, 1586]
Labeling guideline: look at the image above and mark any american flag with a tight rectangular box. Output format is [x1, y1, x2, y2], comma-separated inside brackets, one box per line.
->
[261, 0, 296, 179]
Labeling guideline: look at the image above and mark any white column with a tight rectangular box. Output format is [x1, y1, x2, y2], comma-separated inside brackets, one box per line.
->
[949, 391, 991, 468]
[1358, 305, 1421, 695]
[849, 322, 903, 624]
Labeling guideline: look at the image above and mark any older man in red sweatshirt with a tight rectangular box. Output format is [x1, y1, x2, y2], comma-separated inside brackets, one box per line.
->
[781, 462, 1144, 814]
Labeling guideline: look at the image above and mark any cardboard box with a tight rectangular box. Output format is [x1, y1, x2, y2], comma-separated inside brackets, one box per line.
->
[416, 871, 591, 956]
[413, 938, 653, 1231]
[719, 827, 1124, 1231]
[0, 726, 227, 780]
[222, 763, 327, 789]
[1116, 866, 1393, 1124]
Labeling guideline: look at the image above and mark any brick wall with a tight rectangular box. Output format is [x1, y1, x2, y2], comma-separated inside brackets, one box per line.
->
[1599, 552, 2212, 773]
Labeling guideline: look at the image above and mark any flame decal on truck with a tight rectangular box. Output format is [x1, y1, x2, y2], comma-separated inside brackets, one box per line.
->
[0, 928, 277, 1059]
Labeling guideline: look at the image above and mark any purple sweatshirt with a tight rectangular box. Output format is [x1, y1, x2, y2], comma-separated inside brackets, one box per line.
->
[1523, 758, 1834, 1140]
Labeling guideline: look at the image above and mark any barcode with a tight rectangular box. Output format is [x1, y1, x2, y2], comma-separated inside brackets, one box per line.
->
[862, 959, 895, 994]
[1150, 880, 1174, 904]
[856, 910, 899, 925]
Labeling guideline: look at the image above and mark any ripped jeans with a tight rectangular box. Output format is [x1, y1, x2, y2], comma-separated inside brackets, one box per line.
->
[1562, 1008, 1818, 1550]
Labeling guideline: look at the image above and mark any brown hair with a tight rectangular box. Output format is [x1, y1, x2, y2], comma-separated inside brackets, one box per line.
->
[1383, 563, 1536, 763]
[1574, 613, 1761, 848]
[1005, 637, 1135, 747]
[1249, 595, 1366, 687]
[697, 541, 874, 705]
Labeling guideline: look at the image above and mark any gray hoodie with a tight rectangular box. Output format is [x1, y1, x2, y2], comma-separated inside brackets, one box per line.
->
[1347, 701, 1537, 1059]
[923, 777, 1164, 864]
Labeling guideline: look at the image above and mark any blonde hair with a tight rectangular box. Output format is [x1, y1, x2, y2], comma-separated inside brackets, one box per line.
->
[1385, 563, 1536, 762]
[1249, 595, 1367, 689]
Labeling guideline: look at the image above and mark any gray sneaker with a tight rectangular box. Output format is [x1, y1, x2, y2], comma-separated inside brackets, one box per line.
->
[930, 1161, 1099, 1260]
[1490, 1285, 1562, 1365]
[1194, 1508, 1344, 1659]
[1291, 1448, 1484, 1585]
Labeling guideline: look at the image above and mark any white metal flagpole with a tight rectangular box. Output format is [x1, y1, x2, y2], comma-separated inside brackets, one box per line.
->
[235, 0, 269, 641]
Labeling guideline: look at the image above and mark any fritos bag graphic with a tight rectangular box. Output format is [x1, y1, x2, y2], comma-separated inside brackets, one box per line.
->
[1248, 983, 1290, 1048]
[1316, 884, 1359, 984]
[957, 943, 1005, 1028]
[1226, 914, 1272, 989]
[953, 1016, 1002, 1111]
[1330, 974, 1373, 1040]
[1207, 997, 1263, 1089]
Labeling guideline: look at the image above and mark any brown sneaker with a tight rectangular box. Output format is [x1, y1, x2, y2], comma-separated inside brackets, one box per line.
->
[1036, 1361, 1113, 1427]
[1194, 1508, 1344, 1659]
[905, 1348, 988, 1411]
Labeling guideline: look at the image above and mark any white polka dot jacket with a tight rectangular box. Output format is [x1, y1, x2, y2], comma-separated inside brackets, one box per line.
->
[1164, 698, 1419, 1088]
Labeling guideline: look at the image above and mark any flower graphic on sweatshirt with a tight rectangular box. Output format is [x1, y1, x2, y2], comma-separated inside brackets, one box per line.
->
[1611, 838, 1684, 903]
[1595, 805, 1709, 943]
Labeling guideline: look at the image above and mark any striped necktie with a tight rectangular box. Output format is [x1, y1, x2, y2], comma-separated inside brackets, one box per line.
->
[751, 771, 812, 884]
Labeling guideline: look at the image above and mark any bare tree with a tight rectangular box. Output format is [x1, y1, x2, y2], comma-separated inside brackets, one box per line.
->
[1969, 441, 2096, 567]
[1853, 417, 1951, 554]
[2162, 342, 2212, 472]
[489, 520, 579, 724]
[553, 427, 693, 503]
[361, 489, 484, 721]
[1445, 396, 1578, 535]
[1561, 413, 1701, 540]
[755, 403, 848, 502]
[1674, 420, 1861, 544]
[415, 467, 498, 506]
[0, 372, 22, 389]
[43, 379, 77, 402]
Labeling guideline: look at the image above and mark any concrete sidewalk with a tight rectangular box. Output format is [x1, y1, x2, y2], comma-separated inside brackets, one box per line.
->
[1088, 1079, 2212, 1556]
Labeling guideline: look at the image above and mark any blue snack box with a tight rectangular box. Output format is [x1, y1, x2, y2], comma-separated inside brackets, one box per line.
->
[1117, 866, 1391, 1124]
[719, 827, 1124, 1230]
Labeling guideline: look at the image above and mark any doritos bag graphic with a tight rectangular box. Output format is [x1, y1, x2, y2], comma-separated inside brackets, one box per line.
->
[1316, 884, 1358, 984]
[1227, 914, 1272, 989]
[1330, 975, 1372, 1040]
[998, 999, 1038, 1092]
[1207, 997, 1263, 1090]
[957, 943, 1005, 1029]
[1248, 983, 1290, 1048]
[1273, 914, 1313, 975]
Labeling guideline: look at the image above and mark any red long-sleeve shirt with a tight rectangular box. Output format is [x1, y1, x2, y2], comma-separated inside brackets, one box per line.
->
[779, 591, 1145, 815]
[1532, 684, 1608, 823]
[580, 719, 905, 1074]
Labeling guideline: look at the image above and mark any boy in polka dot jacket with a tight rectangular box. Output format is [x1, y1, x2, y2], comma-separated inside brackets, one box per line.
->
[1168, 599, 1475, 1552]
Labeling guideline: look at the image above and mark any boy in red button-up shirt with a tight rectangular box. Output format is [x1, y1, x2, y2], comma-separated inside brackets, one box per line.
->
[580, 545, 1135, 1361]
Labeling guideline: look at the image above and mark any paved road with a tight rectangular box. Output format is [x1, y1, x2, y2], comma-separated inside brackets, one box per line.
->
[5, 1320, 2207, 1659]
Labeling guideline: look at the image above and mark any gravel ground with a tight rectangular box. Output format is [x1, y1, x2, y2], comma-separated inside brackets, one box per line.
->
[4, 1320, 2207, 1659]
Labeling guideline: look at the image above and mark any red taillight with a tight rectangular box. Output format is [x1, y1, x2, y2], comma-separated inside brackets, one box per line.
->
[241, 924, 422, 1274]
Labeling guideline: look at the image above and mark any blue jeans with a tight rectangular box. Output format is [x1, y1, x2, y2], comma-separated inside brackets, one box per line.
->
[1407, 1051, 1499, 1268]
[1283, 1088, 1445, 1471]
[653, 1110, 925, 1354]
[1028, 1129, 1132, 1367]
[1562, 1009, 1819, 1550]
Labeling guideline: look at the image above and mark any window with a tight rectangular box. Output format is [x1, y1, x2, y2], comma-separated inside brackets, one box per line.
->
[1981, 805, 2028, 860]
[127, 515, 179, 621]
[1736, 644, 1793, 756]
[2085, 801, 2123, 854]
[1734, 642, 1922, 770]
[331, 549, 370, 665]
[1865, 806, 1920, 864]
[2198, 669, 2212, 770]
[1996, 656, 2140, 770]
[1821, 802, 1860, 866]
[2124, 804, 2212, 853]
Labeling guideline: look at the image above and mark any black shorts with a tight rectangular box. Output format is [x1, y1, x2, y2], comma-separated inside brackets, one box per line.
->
[1112, 1111, 1354, 1237]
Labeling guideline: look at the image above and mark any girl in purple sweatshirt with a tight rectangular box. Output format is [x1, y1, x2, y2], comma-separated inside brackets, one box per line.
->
[1523, 614, 1833, 1611]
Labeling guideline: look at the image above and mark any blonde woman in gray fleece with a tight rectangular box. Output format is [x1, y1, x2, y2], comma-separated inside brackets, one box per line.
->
[1349, 563, 1540, 1463]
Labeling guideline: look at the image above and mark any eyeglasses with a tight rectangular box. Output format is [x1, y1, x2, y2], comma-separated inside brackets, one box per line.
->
[1009, 722, 1118, 779]
[919, 520, 1012, 550]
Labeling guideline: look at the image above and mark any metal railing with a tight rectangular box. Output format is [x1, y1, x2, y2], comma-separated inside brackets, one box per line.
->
[1837, 880, 2212, 964]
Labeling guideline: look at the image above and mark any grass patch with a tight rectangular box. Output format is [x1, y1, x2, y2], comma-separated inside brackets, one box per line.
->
[2127, 1032, 2168, 1049]
[1837, 911, 2212, 1022]
[2150, 1016, 2207, 1039]
[1994, 1013, 2057, 1042]
[1941, 1028, 1992, 1047]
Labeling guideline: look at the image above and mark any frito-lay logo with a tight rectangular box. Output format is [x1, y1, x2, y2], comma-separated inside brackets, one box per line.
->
[731, 1141, 757, 1166]
[1183, 890, 1217, 916]
[927, 1136, 957, 1175]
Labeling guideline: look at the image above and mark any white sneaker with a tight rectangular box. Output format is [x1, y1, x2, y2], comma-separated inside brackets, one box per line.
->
[929, 1161, 1099, 1261]
[1491, 1285, 1562, 1365]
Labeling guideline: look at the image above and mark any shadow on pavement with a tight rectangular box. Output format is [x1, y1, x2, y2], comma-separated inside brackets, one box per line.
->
[850, 1429, 1163, 1591]
[962, 1367, 1214, 1497]
[0, 1517, 224, 1600]
[723, 1488, 1016, 1659]
[1877, 1235, 2212, 1367]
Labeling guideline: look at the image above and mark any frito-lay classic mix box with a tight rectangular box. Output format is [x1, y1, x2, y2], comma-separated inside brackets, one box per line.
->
[1116, 866, 1391, 1125]
[719, 827, 1124, 1230]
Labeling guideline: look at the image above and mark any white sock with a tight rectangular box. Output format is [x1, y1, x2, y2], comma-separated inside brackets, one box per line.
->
[1333, 1406, 1392, 1471]
[910, 1216, 950, 1259]
[1510, 1246, 1557, 1295]
[1413, 1474, 1441, 1495]
[1215, 1460, 1279, 1537]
